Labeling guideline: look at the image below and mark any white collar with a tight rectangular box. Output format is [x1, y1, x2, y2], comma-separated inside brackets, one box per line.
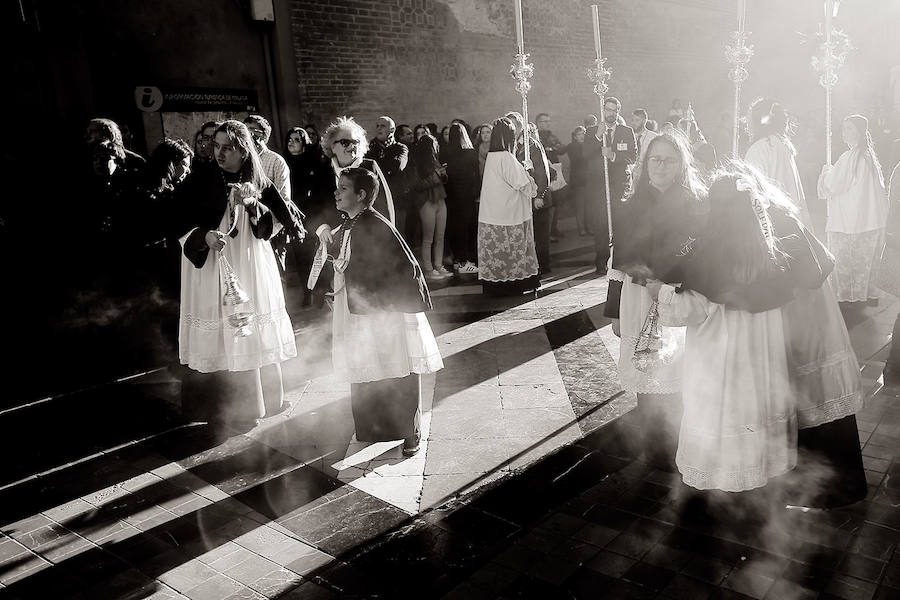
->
[331, 155, 364, 182]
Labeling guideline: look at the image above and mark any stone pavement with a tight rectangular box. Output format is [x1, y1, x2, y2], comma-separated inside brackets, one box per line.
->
[1, 216, 899, 599]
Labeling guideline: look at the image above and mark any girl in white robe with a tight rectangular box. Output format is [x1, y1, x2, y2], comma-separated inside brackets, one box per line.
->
[179, 121, 303, 428]
[747, 101, 867, 506]
[651, 168, 833, 492]
[819, 114, 890, 304]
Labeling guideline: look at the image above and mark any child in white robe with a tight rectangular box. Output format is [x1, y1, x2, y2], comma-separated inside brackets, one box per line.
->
[650, 167, 833, 492]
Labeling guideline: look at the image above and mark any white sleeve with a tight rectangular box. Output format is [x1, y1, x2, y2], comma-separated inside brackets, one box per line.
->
[656, 285, 710, 327]
[744, 141, 768, 174]
[503, 154, 537, 198]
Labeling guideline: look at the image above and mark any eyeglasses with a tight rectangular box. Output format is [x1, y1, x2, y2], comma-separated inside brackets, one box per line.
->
[336, 139, 360, 148]
[648, 156, 680, 168]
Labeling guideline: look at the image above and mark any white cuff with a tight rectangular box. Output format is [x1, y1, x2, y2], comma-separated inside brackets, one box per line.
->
[608, 268, 625, 282]
[658, 283, 679, 305]
[316, 223, 330, 237]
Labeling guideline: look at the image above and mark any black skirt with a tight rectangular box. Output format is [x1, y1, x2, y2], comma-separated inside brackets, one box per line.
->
[481, 275, 540, 297]
[351, 374, 421, 442]
[181, 365, 284, 424]
[786, 415, 868, 508]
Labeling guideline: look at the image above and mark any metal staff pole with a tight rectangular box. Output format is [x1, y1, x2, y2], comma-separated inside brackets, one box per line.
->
[725, 0, 752, 158]
[511, 0, 533, 167]
[811, 0, 851, 166]
[588, 5, 613, 249]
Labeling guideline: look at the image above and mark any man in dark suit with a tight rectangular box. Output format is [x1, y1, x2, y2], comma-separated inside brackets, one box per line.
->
[584, 96, 637, 274]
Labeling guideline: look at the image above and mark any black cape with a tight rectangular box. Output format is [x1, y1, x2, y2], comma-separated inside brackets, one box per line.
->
[181, 168, 305, 269]
[315, 208, 431, 315]
[682, 207, 834, 313]
[604, 184, 706, 319]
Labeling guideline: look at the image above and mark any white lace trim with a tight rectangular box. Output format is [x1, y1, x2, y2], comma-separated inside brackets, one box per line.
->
[181, 345, 297, 374]
[791, 349, 864, 427]
[798, 390, 864, 428]
[181, 308, 292, 332]
[334, 354, 443, 384]
[179, 307, 296, 373]
[677, 455, 797, 493]
[608, 268, 625, 282]
[677, 414, 798, 492]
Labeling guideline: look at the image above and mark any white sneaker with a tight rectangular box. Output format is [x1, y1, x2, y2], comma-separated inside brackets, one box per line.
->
[457, 262, 478, 274]
[436, 266, 454, 278]
[426, 269, 444, 281]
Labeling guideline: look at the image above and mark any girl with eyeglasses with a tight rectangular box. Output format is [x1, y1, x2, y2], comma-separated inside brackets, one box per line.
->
[604, 133, 707, 471]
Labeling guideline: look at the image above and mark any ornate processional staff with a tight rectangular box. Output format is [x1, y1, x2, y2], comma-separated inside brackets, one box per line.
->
[587, 5, 613, 247]
[725, 0, 753, 158]
[811, 0, 852, 166]
[510, 0, 534, 168]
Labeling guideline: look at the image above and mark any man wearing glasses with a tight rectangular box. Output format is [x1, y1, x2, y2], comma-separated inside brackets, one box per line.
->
[584, 96, 637, 275]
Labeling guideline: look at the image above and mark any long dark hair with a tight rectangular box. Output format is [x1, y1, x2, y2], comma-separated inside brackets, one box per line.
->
[284, 126, 311, 156]
[702, 162, 795, 287]
[844, 114, 884, 186]
[488, 118, 516, 153]
[303, 123, 321, 146]
[147, 138, 193, 191]
[411, 133, 440, 178]
[748, 98, 796, 155]
[617, 133, 707, 281]
[472, 123, 492, 151]
[215, 120, 268, 189]
[631, 133, 707, 201]
[447, 122, 474, 153]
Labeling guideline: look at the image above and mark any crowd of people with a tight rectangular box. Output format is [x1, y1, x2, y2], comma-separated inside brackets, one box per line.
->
[76, 93, 900, 502]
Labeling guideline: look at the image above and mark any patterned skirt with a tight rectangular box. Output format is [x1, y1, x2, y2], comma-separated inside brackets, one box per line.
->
[477, 220, 539, 283]
[826, 229, 885, 302]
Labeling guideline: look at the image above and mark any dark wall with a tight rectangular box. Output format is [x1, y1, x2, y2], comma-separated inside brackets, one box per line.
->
[8, 0, 276, 155]
[4, 1, 287, 403]
[289, 0, 735, 141]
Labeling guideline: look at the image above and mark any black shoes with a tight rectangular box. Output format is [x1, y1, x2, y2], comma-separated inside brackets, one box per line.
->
[402, 435, 421, 456]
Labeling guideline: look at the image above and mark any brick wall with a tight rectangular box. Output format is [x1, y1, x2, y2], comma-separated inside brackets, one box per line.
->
[289, 0, 736, 140]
